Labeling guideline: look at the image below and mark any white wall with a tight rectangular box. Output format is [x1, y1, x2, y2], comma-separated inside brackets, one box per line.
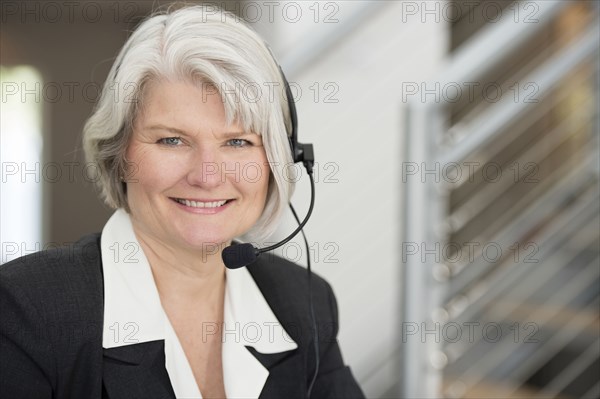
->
[253, 1, 449, 396]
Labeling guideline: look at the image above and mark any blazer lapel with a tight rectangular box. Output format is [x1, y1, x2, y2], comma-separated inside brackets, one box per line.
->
[247, 347, 306, 399]
[246, 347, 297, 370]
[102, 340, 176, 399]
[221, 264, 300, 399]
[244, 258, 313, 398]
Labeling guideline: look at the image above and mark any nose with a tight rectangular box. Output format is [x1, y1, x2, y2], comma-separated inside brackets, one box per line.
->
[185, 145, 224, 188]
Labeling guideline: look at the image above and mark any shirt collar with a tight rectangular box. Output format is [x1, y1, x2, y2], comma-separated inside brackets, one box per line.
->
[101, 209, 297, 398]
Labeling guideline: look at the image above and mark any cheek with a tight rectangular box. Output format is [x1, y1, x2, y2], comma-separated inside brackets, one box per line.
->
[261, 163, 271, 198]
[125, 144, 150, 179]
[254, 158, 271, 191]
[126, 145, 179, 193]
[236, 161, 270, 204]
[256, 162, 271, 206]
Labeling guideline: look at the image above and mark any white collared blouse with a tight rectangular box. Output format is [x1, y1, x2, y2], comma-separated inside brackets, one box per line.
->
[100, 209, 297, 398]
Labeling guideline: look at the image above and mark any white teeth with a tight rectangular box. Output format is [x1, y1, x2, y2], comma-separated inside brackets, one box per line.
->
[176, 199, 227, 208]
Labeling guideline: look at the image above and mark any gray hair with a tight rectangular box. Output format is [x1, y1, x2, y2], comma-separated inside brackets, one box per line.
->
[82, 4, 295, 242]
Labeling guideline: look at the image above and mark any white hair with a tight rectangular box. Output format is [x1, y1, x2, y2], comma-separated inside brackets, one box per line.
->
[82, 4, 295, 242]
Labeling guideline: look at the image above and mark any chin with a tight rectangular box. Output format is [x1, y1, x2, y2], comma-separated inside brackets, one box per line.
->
[176, 229, 232, 252]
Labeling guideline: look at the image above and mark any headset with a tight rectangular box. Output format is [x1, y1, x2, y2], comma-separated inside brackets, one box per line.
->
[221, 65, 319, 398]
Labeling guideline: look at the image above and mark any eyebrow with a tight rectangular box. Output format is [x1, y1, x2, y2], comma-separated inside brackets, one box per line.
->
[145, 124, 254, 139]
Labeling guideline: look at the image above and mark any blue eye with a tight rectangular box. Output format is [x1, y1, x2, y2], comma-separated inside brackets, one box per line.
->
[227, 138, 251, 148]
[158, 137, 183, 146]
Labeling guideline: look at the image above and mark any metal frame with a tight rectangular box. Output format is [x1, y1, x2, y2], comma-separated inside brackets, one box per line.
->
[400, 1, 599, 397]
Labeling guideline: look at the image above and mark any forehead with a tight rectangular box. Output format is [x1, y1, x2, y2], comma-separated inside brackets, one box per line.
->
[137, 79, 236, 131]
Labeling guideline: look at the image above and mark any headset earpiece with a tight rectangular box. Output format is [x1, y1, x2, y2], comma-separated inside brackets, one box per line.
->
[279, 66, 314, 171]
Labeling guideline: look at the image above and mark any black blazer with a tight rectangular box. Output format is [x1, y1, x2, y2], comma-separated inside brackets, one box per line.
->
[0, 233, 364, 399]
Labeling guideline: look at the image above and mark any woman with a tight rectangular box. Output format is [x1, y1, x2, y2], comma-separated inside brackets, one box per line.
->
[0, 4, 364, 399]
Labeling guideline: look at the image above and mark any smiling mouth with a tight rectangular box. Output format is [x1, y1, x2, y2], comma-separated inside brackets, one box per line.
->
[171, 198, 232, 208]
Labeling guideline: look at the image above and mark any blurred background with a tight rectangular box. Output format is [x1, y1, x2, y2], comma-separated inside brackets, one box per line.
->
[1, 1, 598, 398]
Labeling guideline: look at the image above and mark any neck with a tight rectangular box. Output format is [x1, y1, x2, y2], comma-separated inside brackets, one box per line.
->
[132, 226, 227, 308]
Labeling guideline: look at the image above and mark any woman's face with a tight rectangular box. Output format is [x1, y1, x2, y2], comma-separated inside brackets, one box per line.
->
[125, 79, 270, 252]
